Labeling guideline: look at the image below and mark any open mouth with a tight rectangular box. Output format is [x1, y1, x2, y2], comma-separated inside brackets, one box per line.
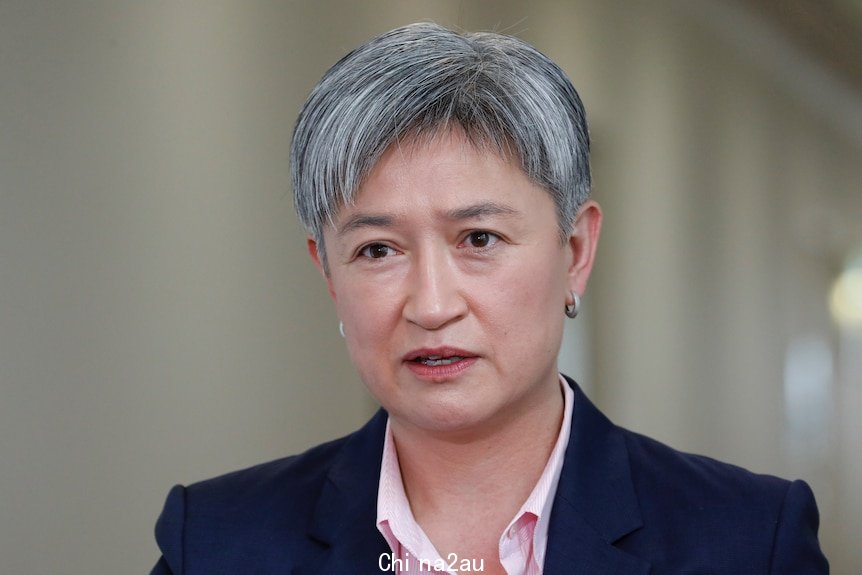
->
[404, 351, 478, 379]
[412, 355, 465, 367]
[404, 348, 478, 379]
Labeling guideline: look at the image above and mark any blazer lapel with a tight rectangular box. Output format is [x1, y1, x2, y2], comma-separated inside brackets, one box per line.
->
[299, 410, 391, 575]
[543, 504, 650, 575]
[544, 378, 651, 575]
[300, 380, 651, 575]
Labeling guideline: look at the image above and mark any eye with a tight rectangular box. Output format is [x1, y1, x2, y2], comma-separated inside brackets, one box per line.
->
[359, 243, 398, 259]
[462, 230, 500, 249]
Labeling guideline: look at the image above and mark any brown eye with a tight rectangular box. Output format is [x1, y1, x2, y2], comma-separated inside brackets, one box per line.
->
[464, 231, 499, 249]
[470, 232, 489, 247]
[360, 244, 396, 259]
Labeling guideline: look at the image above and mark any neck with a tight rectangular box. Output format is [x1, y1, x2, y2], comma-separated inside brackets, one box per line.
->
[390, 374, 565, 522]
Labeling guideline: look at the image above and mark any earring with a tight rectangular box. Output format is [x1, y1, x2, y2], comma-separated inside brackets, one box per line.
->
[338, 321, 345, 338]
[565, 291, 580, 319]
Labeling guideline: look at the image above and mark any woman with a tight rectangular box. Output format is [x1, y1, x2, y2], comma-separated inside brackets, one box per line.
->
[151, 22, 827, 574]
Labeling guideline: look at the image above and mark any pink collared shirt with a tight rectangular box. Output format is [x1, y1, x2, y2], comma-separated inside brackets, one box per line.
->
[376, 375, 574, 575]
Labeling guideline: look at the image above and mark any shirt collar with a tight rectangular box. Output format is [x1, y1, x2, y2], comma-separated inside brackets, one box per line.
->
[509, 374, 573, 566]
[376, 374, 574, 569]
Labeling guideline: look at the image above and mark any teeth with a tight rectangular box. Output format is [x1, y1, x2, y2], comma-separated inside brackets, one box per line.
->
[420, 356, 463, 366]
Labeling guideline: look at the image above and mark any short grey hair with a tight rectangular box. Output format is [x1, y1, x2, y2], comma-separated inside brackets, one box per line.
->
[291, 22, 591, 267]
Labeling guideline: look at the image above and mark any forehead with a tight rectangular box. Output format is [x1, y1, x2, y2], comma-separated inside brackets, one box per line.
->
[343, 130, 533, 214]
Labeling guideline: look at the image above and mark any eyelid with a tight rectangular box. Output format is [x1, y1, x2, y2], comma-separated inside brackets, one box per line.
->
[459, 230, 503, 249]
[356, 242, 400, 259]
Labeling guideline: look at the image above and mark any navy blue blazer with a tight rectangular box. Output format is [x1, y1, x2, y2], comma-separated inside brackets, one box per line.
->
[150, 378, 828, 574]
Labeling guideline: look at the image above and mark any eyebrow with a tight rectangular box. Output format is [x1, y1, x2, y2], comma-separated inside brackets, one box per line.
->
[336, 201, 521, 238]
[445, 201, 520, 221]
[336, 214, 396, 237]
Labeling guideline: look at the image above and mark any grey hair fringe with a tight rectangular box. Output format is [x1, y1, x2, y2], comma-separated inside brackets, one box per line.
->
[291, 22, 591, 267]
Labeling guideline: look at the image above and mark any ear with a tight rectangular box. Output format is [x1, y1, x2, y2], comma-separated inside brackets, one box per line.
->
[307, 237, 337, 302]
[566, 200, 603, 296]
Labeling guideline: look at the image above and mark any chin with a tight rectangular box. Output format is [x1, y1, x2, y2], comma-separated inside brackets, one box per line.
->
[395, 399, 502, 436]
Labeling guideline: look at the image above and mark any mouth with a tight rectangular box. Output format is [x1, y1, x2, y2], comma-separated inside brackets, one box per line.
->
[403, 347, 478, 379]
[404, 347, 476, 363]
[412, 355, 466, 366]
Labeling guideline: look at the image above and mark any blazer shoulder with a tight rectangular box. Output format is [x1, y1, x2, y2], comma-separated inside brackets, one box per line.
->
[184, 429, 354, 514]
[152, 411, 389, 574]
[621, 426, 790, 508]
[616, 427, 827, 573]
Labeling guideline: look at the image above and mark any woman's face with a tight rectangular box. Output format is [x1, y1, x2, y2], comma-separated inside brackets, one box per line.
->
[311, 130, 601, 437]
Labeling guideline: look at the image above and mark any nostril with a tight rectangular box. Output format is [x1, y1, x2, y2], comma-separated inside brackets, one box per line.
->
[402, 260, 469, 330]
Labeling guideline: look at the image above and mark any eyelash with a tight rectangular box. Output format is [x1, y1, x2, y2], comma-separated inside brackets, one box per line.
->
[459, 230, 501, 251]
[358, 243, 398, 259]
[355, 230, 502, 260]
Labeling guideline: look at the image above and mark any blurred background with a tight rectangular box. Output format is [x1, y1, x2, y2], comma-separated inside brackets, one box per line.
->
[1, 0, 860, 572]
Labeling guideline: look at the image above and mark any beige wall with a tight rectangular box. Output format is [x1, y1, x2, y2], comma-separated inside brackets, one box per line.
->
[1, 1, 859, 572]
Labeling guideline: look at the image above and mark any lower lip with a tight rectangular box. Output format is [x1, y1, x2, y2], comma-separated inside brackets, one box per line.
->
[405, 357, 478, 381]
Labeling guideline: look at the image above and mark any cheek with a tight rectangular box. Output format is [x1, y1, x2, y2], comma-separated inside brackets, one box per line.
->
[335, 274, 402, 342]
[481, 253, 567, 349]
[337, 283, 397, 396]
[496, 250, 567, 308]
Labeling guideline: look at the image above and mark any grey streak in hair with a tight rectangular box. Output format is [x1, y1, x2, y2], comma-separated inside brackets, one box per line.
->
[290, 22, 591, 269]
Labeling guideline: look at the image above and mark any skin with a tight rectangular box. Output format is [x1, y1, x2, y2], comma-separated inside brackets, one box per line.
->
[308, 128, 602, 571]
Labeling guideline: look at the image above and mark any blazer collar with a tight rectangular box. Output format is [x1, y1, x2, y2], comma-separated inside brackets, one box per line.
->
[543, 376, 649, 575]
[305, 377, 649, 575]
[304, 410, 390, 574]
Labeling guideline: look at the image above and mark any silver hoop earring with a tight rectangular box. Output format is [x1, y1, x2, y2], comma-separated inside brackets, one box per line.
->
[565, 292, 580, 319]
[338, 321, 345, 338]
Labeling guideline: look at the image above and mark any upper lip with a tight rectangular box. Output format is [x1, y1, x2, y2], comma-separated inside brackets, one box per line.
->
[403, 347, 477, 361]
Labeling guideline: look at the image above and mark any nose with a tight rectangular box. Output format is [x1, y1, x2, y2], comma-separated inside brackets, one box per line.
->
[403, 249, 468, 330]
